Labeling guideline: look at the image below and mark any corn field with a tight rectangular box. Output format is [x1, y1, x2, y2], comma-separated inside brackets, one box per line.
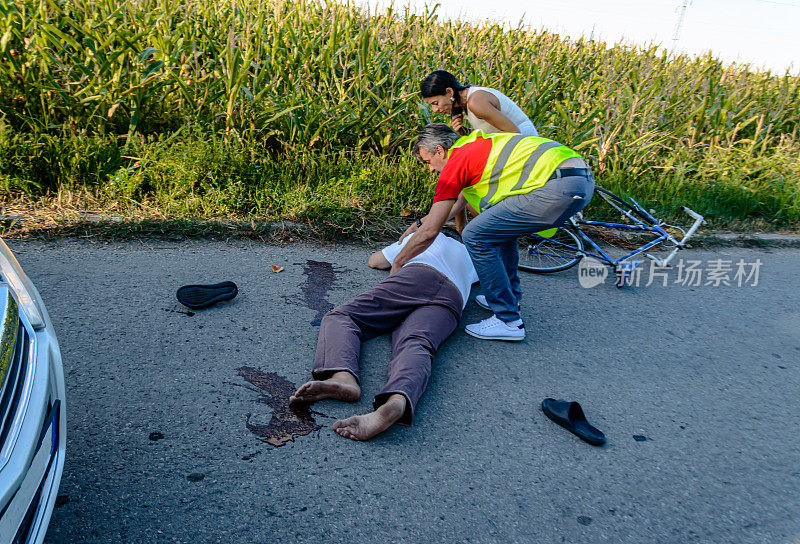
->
[1, 0, 799, 227]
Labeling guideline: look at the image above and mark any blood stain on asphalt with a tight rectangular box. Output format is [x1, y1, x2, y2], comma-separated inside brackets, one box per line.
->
[291, 260, 339, 325]
[236, 366, 322, 447]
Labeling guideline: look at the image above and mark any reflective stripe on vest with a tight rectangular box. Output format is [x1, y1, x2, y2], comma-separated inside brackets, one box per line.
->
[448, 131, 581, 213]
[480, 134, 527, 210]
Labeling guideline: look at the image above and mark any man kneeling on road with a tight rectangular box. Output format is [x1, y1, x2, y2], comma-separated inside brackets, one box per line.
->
[289, 228, 478, 441]
[397, 123, 595, 342]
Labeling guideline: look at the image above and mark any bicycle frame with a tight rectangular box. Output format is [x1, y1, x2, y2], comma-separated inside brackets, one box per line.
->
[532, 205, 706, 270]
[570, 219, 671, 268]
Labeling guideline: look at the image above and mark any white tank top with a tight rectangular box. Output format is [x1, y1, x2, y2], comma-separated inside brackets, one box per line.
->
[465, 86, 538, 136]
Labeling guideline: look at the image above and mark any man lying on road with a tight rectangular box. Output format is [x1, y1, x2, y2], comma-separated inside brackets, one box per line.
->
[289, 228, 477, 441]
[397, 123, 595, 342]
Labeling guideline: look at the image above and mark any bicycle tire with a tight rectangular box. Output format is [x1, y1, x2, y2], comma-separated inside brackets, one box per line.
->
[518, 227, 584, 273]
[595, 187, 657, 226]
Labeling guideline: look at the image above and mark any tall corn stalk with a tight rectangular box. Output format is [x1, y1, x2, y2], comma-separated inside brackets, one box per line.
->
[1, 0, 798, 222]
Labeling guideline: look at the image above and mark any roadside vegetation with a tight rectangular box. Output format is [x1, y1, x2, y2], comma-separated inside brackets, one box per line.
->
[1, 0, 799, 238]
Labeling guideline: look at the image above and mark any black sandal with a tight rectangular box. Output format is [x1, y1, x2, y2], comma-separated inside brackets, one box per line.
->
[541, 398, 606, 446]
[176, 281, 238, 310]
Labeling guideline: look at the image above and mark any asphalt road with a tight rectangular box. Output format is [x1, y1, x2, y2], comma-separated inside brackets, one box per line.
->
[8, 238, 800, 544]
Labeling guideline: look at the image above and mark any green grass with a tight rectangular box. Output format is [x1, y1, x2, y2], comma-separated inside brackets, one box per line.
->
[1, 0, 799, 233]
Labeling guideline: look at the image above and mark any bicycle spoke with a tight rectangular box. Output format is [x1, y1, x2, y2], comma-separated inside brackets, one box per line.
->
[518, 227, 584, 273]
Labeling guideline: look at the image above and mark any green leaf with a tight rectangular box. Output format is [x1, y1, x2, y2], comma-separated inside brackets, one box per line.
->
[138, 47, 159, 62]
[0, 28, 11, 53]
[259, 104, 304, 125]
[142, 60, 164, 80]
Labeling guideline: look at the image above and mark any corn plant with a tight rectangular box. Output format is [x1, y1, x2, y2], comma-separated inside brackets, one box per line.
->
[1, 0, 798, 225]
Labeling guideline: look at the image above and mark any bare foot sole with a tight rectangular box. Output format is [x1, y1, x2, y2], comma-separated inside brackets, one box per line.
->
[289, 378, 360, 405]
[333, 396, 406, 441]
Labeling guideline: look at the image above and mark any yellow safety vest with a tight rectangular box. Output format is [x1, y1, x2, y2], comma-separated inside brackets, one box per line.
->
[449, 131, 581, 213]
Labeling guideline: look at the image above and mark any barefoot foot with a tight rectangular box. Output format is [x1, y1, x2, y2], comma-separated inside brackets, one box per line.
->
[289, 372, 360, 405]
[332, 394, 406, 441]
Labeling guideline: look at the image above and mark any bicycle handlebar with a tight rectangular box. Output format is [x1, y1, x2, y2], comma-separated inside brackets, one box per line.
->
[645, 205, 706, 267]
[677, 206, 706, 246]
[680, 205, 704, 223]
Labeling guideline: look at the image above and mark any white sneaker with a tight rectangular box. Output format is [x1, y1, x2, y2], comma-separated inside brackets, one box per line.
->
[465, 315, 525, 341]
[475, 295, 521, 311]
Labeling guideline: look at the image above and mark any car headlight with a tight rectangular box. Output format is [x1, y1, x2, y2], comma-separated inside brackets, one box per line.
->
[0, 239, 44, 330]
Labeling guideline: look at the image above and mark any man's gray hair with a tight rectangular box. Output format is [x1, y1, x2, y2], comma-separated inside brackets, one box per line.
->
[413, 123, 461, 158]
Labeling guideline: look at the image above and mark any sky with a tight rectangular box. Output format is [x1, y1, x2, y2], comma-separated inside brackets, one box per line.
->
[361, 0, 800, 75]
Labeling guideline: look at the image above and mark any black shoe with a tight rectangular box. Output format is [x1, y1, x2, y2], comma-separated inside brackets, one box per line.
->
[541, 398, 606, 446]
[176, 281, 238, 310]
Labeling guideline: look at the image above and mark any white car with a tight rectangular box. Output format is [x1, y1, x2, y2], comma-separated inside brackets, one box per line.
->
[0, 239, 66, 543]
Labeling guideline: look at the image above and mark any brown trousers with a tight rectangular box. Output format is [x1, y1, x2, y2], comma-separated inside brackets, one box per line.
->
[312, 264, 463, 424]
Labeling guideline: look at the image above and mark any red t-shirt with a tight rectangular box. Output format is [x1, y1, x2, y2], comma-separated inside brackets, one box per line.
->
[432, 137, 493, 203]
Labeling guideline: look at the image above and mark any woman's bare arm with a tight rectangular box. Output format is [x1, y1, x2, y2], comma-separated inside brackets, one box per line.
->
[467, 90, 520, 133]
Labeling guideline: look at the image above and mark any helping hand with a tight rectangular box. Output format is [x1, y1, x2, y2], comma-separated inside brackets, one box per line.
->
[398, 222, 418, 243]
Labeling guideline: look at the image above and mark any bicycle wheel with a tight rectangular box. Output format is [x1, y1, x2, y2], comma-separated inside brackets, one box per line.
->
[518, 227, 584, 273]
[595, 187, 657, 226]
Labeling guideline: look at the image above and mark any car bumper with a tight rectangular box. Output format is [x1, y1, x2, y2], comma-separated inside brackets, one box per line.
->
[0, 240, 66, 544]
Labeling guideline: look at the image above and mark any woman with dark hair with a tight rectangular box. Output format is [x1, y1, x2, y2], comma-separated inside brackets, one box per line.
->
[420, 70, 538, 137]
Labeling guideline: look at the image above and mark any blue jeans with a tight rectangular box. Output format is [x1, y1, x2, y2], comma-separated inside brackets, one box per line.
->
[462, 173, 594, 322]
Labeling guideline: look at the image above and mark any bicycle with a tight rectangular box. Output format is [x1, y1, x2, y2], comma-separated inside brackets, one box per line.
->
[517, 187, 706, 287]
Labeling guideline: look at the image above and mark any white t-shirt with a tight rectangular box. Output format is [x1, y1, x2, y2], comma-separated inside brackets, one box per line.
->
[382, 233, 478, 309]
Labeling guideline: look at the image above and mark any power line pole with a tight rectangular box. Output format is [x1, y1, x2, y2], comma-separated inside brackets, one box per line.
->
[672, 0, 690, 49]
